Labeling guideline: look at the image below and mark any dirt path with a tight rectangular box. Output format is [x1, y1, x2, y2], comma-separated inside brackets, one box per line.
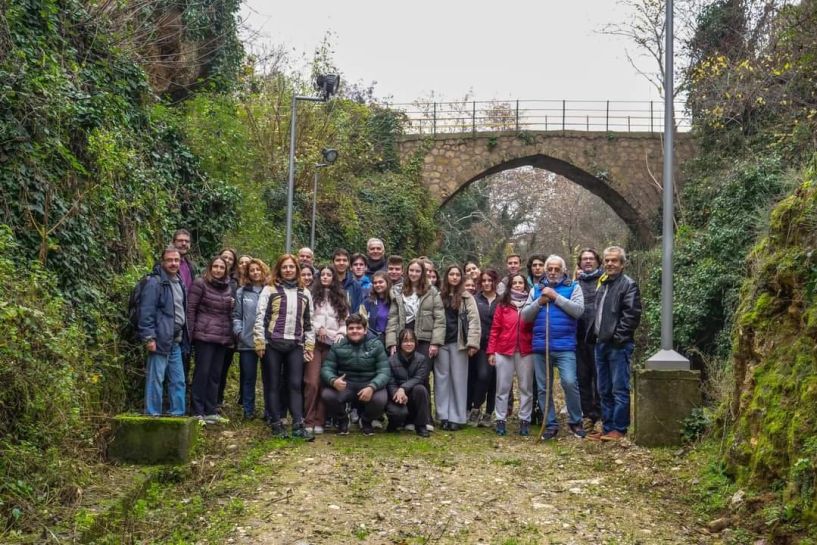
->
[223, 424, 713, 545]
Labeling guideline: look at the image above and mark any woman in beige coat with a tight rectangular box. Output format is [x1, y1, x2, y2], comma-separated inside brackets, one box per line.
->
[435, 264, 481, 430]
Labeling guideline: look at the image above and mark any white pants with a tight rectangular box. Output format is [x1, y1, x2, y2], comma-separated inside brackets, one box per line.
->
[434, 343, 469, 424]
[494, 352, 534, 422]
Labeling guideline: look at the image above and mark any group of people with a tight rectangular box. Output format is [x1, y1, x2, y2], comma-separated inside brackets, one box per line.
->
[137, 231, 642, 443]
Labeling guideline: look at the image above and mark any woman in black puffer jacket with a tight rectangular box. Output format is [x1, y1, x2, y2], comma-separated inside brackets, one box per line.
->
[188, 256, 234, 423]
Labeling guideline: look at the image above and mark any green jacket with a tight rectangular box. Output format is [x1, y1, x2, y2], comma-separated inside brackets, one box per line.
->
[385, 286, 445, 349]
[321, 337, 391, 391]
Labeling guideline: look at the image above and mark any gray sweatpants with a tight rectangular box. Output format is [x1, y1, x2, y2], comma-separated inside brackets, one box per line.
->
[493, 352, 534, 422]
[434, 343, 469, 424]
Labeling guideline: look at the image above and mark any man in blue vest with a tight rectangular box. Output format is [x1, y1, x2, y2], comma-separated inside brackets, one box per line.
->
[522, 255, 585, 440]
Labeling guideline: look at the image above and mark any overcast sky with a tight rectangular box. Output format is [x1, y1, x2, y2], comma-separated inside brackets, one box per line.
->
[239, 1, 663, 105]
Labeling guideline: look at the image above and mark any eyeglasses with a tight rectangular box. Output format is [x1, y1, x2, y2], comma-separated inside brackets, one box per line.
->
[546, 267, 562, 272]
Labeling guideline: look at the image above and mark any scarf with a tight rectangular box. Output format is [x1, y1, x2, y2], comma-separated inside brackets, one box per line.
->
[510, 288, 527, 308]
[578, 267, 603, 282]
[281, 279, 299, 290]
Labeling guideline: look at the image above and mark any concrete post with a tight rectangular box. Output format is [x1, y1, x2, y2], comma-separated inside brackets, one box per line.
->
[633, 368, 701, 447]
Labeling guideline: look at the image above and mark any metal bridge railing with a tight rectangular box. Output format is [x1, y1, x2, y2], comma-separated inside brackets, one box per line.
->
[385, 99, 691, 135]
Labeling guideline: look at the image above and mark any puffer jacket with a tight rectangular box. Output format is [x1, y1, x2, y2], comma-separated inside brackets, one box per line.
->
[187, 277, 233, 346]
[487, 303, 533, 356]
[521, 276, 584, 353]
[385, 286, 445, 349]
[387, 350, 430, 397]
[321, 336, 391, 390]
[233, 284, 264, 351]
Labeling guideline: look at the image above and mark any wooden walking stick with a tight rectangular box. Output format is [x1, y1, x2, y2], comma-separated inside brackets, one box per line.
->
[537, 301, 551, 442]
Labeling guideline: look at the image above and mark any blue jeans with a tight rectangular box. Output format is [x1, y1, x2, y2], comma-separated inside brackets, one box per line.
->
[534, 350, 583, 429]
[595, 341, 634, 434]
[239, 350, 260, 417]
[145, 343, 185, 416]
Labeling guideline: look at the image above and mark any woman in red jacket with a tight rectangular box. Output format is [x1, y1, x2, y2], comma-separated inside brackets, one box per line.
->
[188, 256, 235, 424]
[486, 273, 534, 436]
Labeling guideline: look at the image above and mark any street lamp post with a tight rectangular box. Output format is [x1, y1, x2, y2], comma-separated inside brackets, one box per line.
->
[310, 148, 338, 250]
[645, 0, 690, 371]
[284, 75, 340, 254]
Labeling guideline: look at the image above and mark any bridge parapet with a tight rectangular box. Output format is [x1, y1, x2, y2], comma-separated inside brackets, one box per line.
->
[387, 100, 691, 136]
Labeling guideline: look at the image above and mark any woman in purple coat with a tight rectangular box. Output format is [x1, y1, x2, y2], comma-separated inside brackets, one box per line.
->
[188, 256, 235, 424]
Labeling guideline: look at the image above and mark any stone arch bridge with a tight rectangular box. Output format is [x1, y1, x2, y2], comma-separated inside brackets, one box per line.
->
[396, 130, 696, 243]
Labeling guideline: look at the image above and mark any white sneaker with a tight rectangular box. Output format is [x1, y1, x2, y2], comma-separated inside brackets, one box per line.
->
[304, 426, 315, 433]
[371, 419, 383, 429]
[426, 424, 434, 432]
[313, 426, 324, 435]
[404, 424, 415, 431]
[204, 414, 230, 425]
[350, 408, 360, 423]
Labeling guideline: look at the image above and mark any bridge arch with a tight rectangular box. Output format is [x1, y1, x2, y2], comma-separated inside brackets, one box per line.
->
[441, 153, 650, 243]
[397, 130, 697, 246]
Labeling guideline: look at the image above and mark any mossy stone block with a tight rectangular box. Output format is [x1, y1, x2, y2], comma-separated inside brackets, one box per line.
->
[108, 415, 200, 464]
[633, 368, 701, 447]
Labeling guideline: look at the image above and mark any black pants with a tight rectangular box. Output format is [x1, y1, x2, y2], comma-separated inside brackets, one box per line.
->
[262, 345, 305, 425]
[217, 348, 236, 406]
[467, 349, 492, 411]
[191, 341, 226, 416]
[415, 340, 435, 423]
[576, 340, 601, 421]
[386, 385, 430, 427]
[322, 384, 387, 423]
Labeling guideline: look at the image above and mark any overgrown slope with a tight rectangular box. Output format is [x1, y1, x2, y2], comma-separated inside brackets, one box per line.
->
[727, 170, 817, 524]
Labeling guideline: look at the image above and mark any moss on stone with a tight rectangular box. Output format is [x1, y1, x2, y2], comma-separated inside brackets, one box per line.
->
[108, 414, 201, 465]
[728, 168, 817, 522]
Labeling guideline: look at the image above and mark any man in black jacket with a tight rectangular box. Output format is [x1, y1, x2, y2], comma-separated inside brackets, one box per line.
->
[385, 329, 431, 437]
[589, 246, 642, 442]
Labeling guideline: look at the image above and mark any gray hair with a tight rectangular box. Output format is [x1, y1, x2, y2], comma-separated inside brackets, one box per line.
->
[544, 255, 567, 272]
[367, 238, 384, 250]
[298, 247, 313, 256]
[603, 246, 627, 263]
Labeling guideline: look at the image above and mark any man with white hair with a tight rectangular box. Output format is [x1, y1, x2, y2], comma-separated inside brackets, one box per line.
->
[588, 246, 641, 442]
[365, 237, 387, 276]
[522, 254, 585, 440]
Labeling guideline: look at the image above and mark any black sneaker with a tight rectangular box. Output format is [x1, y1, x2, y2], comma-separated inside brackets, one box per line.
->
[496, 420, 507, 436]
[416, 425, 429, 438]
[441, 420, 450, 431]
[519, 420, 530, 436]
[291, 426, 315, 442]
[540, 428, 558, 441]
[361, 420, 375, 436]
[270, 421, 288, 439]
[386, 420, 400, 433]
[448, 422, 462, 431]
[337, 417, 350, 435]
[569, 423, 587, 439]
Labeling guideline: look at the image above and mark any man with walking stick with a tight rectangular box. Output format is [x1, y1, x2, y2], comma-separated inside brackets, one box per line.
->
[522, 255, 585, 441]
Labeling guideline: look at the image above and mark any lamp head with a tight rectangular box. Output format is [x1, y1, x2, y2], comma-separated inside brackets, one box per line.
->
[321, 148, 339, 164]
[315, 74, 340, 100]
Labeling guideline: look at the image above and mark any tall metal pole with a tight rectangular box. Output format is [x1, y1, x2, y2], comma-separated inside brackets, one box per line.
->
[646, 0, 689, 369]
[661, 0, 675, 351]
[310, 168, 319, 250]
[285, 95, 324, 254]
[285, 97, 298, 254]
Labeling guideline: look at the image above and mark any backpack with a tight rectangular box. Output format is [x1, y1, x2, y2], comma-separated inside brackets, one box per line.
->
[126, 272, 159, 338]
